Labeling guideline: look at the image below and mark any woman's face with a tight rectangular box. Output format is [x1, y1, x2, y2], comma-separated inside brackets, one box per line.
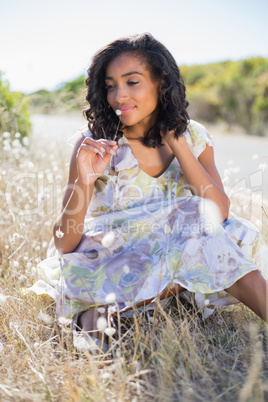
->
[105, 53, 160, 132]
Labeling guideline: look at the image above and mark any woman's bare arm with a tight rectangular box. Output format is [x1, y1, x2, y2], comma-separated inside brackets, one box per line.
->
[53, 135, 118, 253]
[165, 133, 229, 221]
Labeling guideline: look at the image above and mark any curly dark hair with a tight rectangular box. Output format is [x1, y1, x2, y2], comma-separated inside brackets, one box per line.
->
[83, 33, 189, 148]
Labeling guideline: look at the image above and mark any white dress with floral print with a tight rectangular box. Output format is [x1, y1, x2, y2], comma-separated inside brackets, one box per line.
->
[30, 120, 268, 318]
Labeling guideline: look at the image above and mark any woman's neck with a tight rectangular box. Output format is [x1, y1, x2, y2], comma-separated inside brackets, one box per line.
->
[123, 129, 144, 141]
[124, 109, 158, 140]
[123, 127, 143, 141]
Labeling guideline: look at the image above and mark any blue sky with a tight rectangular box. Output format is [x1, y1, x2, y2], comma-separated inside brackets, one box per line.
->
[1, 0, 268, 93]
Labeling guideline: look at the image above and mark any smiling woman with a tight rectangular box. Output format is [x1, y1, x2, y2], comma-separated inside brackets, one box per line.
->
[30, 33, 268, 354]
[84, 34, 189, 148]
[105, 54, 160, 133]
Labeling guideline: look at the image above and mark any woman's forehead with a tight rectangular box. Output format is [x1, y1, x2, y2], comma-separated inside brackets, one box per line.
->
[106, 53, 147, 76]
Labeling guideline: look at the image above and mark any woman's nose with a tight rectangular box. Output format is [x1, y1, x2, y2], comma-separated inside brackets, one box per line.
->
[115, 85, 128, 102]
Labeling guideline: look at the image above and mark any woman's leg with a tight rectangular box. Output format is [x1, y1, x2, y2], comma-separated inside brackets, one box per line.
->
[79, 273, 267, 333]
[79, 307, 107, 340]
[73, 308, 109, 353]
[79, 284, 186, 331]
[131, 275, 268, 321]
[225, 270, 267, 321]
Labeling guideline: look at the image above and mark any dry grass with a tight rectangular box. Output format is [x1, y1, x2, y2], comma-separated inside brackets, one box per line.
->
[1, 132, 268, 401]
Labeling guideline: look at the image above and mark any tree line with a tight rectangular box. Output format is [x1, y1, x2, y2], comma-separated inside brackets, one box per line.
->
[181, 57, 268, 136]
[1, 57, 268, 139]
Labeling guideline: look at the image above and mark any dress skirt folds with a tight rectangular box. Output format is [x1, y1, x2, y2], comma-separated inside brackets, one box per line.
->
[29, 120, 268, 319]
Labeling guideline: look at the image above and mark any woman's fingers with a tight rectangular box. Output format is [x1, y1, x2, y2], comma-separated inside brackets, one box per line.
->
[82, 138, 118, 156]
[76, 138, 118, 184]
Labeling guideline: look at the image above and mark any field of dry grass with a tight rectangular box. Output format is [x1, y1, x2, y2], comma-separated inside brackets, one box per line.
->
[1, 130, 268, 401]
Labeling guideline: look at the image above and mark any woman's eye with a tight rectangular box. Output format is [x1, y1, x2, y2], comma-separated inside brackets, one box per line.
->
[128, 81, 139, 86]
[105, 84, 115, 90]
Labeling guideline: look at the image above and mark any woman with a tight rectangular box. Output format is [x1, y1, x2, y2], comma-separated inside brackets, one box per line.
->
[32, 33, 268, 352]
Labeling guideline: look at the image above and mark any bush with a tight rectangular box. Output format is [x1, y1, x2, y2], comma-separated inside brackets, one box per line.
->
[0, 73, 31, 139]
[28, 75, 86, 114]
[181, 58, 268, 136]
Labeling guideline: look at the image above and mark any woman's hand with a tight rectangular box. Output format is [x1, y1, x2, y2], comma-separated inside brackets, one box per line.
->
[163, 129, 178, 147]
[76, 138, 118, 185]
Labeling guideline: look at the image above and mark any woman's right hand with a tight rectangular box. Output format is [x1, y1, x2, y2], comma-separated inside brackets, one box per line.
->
[76, 137, 118, 185]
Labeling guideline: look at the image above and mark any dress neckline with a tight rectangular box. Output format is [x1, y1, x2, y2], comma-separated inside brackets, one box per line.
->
[120, 135, 176, 179]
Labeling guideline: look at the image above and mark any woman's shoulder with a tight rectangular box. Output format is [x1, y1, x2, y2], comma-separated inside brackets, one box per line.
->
[183, 119, 214, 158]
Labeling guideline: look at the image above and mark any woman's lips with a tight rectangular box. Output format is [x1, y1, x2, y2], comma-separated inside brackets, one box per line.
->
[118, 106, 135, 115]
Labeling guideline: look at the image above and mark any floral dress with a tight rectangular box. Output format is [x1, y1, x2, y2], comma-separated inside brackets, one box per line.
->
[30, 120, 268, 319]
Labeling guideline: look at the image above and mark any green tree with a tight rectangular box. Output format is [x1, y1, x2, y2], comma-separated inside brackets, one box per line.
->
[0, 73, 31, 139]
[181, 58, 268, 135]
[28, 75, 86, 114]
